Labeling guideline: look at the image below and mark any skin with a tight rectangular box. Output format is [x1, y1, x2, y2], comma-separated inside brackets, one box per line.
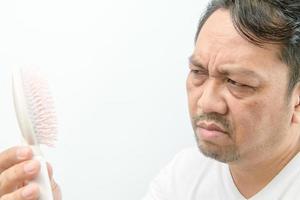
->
[0, 146, 61, 200]
[187, 9, 300, 198]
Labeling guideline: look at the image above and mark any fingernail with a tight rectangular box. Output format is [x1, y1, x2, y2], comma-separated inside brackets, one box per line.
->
[24, 161, 39, 174]
[17, 147, 31, 160]
[22, 184, 37, 199]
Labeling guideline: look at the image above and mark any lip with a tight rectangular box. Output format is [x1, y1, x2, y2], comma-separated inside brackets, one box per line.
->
[196, 122, 230, 144]
[196, 122, 227, 134]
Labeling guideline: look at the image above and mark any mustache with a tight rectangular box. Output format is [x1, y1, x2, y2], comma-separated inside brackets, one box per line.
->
[192, 113, 231, 133]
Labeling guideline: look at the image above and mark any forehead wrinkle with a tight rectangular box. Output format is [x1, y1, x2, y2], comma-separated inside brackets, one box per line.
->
[190, 53, 266, 83]
[212, 48, 269, 82]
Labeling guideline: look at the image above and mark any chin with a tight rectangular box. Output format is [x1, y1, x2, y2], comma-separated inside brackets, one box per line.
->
[197, 141, 240, 163]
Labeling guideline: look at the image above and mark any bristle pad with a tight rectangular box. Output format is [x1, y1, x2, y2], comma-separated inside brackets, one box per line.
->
[21, 68, 57, 146]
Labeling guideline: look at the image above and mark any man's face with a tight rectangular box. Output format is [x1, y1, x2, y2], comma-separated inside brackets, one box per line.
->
[187, 9, 294, 164]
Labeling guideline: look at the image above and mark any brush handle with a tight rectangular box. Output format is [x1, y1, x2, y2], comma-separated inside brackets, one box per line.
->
[29, 155, 54, 200]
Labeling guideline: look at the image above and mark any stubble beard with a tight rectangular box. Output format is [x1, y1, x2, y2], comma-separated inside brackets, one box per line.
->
[195, 134, 240, 163]
[192, 114, 241, 163]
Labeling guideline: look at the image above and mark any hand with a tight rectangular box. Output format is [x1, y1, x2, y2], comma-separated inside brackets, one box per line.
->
[0, 146, 62, 200]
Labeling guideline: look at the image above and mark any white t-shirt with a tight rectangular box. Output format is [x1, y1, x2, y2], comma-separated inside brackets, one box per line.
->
[143, 147, 300, 200]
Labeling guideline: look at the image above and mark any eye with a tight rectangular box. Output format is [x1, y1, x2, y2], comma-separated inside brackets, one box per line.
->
[190, 69, 200, 74]
[188, 69, 207, 86]
[226, 78, 256, 98]
[227, 78, 247, 87]
[189, 68, 208, 76]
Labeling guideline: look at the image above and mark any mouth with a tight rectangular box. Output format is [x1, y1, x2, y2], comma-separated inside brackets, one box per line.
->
[196, 121, 230, 143]
[196, 122, 227, 134]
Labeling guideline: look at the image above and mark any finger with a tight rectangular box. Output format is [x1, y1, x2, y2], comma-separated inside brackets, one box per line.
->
[50, 179, 62, 200]
[46, 162, 53, 179]
[0, 160, 40, 195]
[46, 163, 62, 200]
[0, 147, 32, 174]
[0, 183, 39, 200]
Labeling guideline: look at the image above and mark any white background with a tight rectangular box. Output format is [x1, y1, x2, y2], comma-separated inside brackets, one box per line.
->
[0, 0, 209, 199]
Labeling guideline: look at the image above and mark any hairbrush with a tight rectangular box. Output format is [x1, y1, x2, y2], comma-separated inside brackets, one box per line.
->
[12, 67, 57, 200]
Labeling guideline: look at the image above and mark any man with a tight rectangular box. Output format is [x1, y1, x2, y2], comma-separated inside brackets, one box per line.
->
[143, 0, 300, 199]
[1, 0, 300, 199]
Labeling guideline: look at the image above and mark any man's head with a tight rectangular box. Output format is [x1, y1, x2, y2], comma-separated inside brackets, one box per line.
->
[187, 0, 300, 164]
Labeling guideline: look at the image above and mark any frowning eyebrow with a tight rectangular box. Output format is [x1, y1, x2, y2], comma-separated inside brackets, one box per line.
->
[188, 55, 264, 80]
[188, 55, 205, 68]
[221, 68, 263, 80]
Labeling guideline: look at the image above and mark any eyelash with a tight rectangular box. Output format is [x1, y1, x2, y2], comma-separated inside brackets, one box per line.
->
[227, 78, 256, 92]
[190, 69, 206, 75]
[227, 79, 245, 87]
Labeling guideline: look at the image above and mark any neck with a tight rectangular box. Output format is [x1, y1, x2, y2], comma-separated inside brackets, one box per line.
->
[229, 136, 300, 198]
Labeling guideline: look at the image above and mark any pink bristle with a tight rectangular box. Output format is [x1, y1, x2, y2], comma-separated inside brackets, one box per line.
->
[21, 68, 57, 147]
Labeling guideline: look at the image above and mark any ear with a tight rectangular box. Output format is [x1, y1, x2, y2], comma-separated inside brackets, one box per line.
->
[292, 84, 300, 124]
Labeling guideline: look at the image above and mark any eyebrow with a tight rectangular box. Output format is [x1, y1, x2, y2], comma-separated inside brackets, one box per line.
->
[221, 68, 263, 80]
[188, 55, 205, 68]
[188, 55, 263, 80]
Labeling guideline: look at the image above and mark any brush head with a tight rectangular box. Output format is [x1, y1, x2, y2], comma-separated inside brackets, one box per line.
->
[12, 67, 57, 147]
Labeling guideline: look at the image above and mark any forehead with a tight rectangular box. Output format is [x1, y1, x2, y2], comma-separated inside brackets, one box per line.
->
[194, 9, 282, 69]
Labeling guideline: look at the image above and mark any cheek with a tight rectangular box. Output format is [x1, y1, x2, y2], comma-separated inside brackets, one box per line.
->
[229, 96, 290, 147]
[229, 99, 268, 144]
[186, 76, 202, 115]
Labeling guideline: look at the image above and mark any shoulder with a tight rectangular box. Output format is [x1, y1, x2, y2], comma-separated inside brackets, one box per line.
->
[151, 146, 216, 183]
[167, 146, 219, 181]
[143, 146, 223, 200]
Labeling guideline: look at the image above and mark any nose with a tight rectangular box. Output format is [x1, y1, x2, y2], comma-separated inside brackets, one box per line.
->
[197, 79, 227, 115]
